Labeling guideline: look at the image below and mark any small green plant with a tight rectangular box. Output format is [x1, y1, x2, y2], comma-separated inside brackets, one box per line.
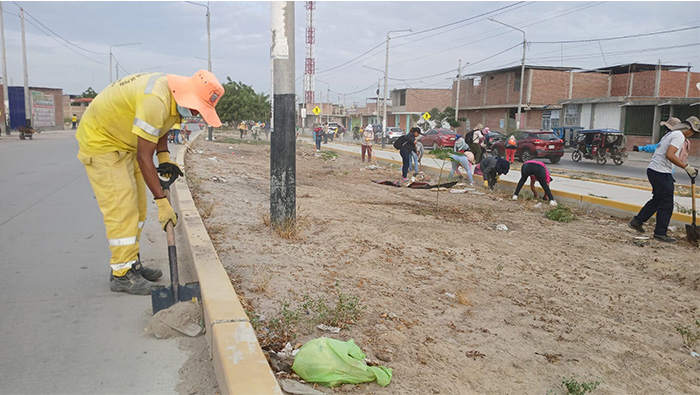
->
[560, 374, 602, 395]
[546, 205, 577, 223]
[674, 202, 693, 215]
[429, 147, 458, 208]
[301, 284, 365, 329]
[676, 319, 700, 350]
[267, 301, 301, 344]
[319, 150, 339, 161]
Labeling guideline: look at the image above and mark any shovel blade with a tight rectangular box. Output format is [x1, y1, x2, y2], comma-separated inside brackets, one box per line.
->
[151, 283, 201, 315]
[151, 285, 176, 315]
[686, 224, 700, 243]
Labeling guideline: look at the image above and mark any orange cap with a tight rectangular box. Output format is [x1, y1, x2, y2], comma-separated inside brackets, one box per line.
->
[167, 70, 225, 127]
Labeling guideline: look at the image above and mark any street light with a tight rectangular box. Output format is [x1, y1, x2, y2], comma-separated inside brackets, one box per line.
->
[489, 18, 526, 131]
[382, 28, 411, 148]
[186, 1, 213, 140]
[109, 42, 139, 83]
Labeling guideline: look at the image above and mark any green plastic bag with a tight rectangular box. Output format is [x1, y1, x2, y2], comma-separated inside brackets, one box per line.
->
[291, 337, 393, 387]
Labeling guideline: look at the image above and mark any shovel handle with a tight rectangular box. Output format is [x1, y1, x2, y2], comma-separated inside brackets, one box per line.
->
[157, 167, 180, 191]
[692, 176, 697, 225]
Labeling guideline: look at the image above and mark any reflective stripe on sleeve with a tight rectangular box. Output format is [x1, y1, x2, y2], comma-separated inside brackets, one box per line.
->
[108, 236, 137, 246]
[134, 118, 160, 136]
[144, 73, 166, 95]
[138, 221, 145, 229]
[111, 260, 138, 272]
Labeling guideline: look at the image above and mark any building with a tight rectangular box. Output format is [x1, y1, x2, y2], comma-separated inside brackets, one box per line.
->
[388, 88, 453, 131]
[3, 85, 64, 131]
[62, 95, 93, 126]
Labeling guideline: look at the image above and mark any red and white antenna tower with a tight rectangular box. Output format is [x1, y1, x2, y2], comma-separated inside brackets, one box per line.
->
[304, 1, 315, 104]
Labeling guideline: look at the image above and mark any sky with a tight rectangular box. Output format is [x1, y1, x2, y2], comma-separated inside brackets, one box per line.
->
[1, 1, 699, 108]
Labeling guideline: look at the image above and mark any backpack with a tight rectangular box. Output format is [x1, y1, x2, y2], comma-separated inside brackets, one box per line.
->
[465, 130, 475, 144]
[393, 135, 407, 150]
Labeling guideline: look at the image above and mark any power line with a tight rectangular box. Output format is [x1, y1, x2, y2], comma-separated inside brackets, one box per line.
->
[19, 5, 107, 55]
[22, 16, 108, 67]
[530, 25, 700, 44]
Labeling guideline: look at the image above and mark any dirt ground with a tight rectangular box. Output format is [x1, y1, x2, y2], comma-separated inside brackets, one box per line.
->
[185, 129, 700, 395]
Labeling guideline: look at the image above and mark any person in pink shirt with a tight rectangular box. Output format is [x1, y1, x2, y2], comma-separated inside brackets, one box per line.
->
[512, 160, 557, 205]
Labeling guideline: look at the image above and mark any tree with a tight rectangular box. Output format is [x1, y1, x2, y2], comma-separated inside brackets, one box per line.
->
[215, 77, 270, 125]
[417, 106, 463, 130]
[78, 87, 97, 99]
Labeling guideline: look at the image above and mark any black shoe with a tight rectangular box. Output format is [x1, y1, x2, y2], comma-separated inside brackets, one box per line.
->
[110, 269, 156, 295]
[629, 219, 645, 233]
[654, 234, 677, 243]
[109, 260, 162, 282]
[632, 145, 640, 152]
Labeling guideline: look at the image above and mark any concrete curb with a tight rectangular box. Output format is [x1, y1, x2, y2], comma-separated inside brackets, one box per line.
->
[317, 140, 696, 225]
[172, 135, 282, 395]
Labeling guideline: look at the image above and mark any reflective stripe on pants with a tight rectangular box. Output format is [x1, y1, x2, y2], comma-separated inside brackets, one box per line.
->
[78, 150, 147, 276]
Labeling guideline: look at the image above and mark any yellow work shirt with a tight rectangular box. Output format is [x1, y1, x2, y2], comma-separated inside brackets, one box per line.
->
[76, 73, 180, 155]
[71, 115, 77, 122]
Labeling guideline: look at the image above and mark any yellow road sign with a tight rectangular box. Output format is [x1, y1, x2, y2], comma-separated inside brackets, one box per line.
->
[312, 106, 321, 115]
[422, 112, 431, 121]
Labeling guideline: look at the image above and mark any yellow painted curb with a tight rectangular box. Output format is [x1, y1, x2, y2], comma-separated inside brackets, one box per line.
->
[173, 135, 282, 395]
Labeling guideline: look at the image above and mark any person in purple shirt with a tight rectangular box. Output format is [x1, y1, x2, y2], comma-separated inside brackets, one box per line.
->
[512, 160, 557, 206]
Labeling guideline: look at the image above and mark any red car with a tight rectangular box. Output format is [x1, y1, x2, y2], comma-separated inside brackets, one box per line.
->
[491, 130, 564, 164]
[421, 128, 457, 150]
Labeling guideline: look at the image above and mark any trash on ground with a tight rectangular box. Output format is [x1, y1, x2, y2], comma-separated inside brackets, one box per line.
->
[208, 156, 218, 162]
[496, 224, 508, 232]
[291, 337, 393, 387]
[278, 379, 326, 395]
[444, 292, 456, 299]
[368, 165, 377, 170]
[449, 189, 467, 194]
[633, 236, 650, 240]
[317, 324, 341, 333]
[534, 202, 542, 208]
[210, 175, 227, 183]
[691, 351, 700, 358]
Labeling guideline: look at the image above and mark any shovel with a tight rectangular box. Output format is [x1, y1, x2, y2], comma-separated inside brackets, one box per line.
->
[686, 175, 700, 243]
[151, 167, 201, 315]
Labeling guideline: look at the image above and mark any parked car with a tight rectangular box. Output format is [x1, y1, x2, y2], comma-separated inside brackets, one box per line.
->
[483, 131, 505, 151]
[491, 130, 564, 164]
[328, 122, 346, 136]
[368, 124, 384, 143]
[421, 128, 457, 150]
[385, 127, 405, 143]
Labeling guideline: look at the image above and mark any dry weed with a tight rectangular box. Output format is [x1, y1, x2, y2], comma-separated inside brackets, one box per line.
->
[250, 268, 272, 293]
[457, 290, 472, 307]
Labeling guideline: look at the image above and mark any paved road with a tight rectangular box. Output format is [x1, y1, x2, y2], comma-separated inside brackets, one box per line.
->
[0, 131, 192, 394]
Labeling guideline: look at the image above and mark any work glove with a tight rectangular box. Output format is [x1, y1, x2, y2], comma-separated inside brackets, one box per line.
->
[155, 197, 178, 230]
[685, 165, 698, 178]
[157, 162, 184, 180]
[156, 150, 173, 165]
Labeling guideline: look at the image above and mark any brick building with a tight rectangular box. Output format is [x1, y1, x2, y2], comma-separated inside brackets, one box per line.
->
[62, 96, 93, 127]
[2, 85, 64, 131]
[562, 64, 700, 156]
[388, 88, 453, 131]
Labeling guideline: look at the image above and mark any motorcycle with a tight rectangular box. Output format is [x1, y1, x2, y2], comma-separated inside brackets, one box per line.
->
[571, 129, 627, 165]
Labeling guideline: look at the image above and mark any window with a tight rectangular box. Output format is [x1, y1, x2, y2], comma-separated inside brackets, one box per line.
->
[473, 77, 481, 87]
[399, 90, 406, 106]
[541, 109, 560, 130]
[563, 104, 580, 126]
[624, 106, 654, 136]
[514, 73, 521, 92]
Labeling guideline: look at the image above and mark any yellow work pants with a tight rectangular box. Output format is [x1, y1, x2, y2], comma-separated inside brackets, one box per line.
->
[78, 150, 147, 276]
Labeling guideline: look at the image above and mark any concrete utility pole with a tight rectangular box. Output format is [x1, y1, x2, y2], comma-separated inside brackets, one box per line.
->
[20, 8, 30, 128]
[0, 2, 9, 134]
[455, 59, 461, 126]
[382, 28, 411, 148]
[270, 1, 295, 225]
[109, 42, 139, 83]
[489, 18, 525, 130]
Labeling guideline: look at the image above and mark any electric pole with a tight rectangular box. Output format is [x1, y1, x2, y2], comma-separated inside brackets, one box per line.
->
[270, 1, 296, 225]
[0, 2, 9, 134]
[455, 59, 461, 128]
[20, 8, 30, 128]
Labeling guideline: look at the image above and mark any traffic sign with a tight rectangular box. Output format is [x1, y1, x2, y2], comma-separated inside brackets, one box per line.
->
[422, 112, 431, 121]
[312, 106, 321, 115]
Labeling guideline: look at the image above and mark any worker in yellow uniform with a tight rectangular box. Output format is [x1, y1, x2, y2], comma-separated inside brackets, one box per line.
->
[76, 70, 224, 295]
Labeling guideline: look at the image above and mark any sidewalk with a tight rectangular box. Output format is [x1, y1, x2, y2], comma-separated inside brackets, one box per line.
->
[312, 139, 697, 225]
[0, 132, 206, 393]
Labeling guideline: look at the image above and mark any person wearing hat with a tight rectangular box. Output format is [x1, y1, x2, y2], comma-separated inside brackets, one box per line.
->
[76, 70, 225, 294]
[629, 116, 699, 243]
[479, 155, 510, 190]
[467, 123, 484, 163]
[361, 125, 374, 162]
[633, 117, 682, 153]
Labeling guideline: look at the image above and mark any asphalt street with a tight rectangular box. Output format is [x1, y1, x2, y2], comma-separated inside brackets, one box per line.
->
[0, 131, 190, 394]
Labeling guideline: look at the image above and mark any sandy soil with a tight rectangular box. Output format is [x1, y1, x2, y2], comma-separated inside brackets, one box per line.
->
[185, 130, 700, 394]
